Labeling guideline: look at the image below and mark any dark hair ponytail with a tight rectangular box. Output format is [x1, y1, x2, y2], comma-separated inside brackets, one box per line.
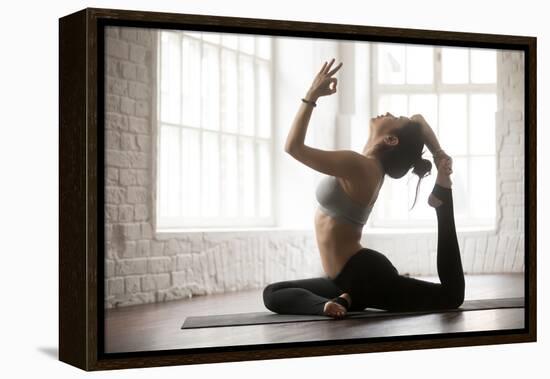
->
[377, 120, 432, 210]
[410, 155, 432, 210]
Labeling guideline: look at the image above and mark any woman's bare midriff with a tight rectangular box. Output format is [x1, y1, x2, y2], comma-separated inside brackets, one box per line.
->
[314, 207, 364, 280]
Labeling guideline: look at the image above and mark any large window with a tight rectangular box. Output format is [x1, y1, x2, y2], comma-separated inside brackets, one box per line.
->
[369, 44, 497, 229]
[156, 30, 274, 229]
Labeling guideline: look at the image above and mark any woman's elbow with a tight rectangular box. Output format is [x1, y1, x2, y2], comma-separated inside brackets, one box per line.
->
[284, 143, 298, 156]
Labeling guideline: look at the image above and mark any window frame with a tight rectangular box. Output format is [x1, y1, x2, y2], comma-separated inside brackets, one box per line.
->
[368, 44, 498, 229]
[155, 30, 276, 231]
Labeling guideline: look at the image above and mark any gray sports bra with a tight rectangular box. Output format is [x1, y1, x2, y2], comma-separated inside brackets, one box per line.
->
[315, 175, 374, 226]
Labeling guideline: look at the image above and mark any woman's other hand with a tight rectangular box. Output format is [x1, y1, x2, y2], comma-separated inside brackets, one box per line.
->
[433, 150, 453, 173]
[306, 58, 343, 100]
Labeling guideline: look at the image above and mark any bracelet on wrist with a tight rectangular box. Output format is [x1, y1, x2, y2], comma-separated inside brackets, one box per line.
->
[432, 149, 445, 158]
[301, 97, 317, 107]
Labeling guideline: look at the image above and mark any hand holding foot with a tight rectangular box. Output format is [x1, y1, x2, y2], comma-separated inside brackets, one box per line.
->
[436, 155, 452, 174]
[435, 156, 453, 187]
[428, 156, 453, 208]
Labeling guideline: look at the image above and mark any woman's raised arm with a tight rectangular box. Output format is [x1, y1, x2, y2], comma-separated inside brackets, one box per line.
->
[411, 114, 452, 170]
[284, 58, 342, 154]
[285, 59, 368, 179]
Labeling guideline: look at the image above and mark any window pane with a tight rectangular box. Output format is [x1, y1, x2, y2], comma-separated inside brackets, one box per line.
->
[239, 35, 255, 54]
[256, 36, 272, 59]
[257, 61, 271, 138]
[201, 44, 220, 131]
[239, 137, 255, 217]
[409, 94, 438, 132]
[378, 179, 409, 221]
[221, 135, 238, 217]
[439, 94, 468, 155]
[239, 55, 255, 136]
[452, 157, 469, 219]
[407, 171, 436, 221]
[377, 43, 405, 84]
[160, 32, 181, 124]
[441, 47, 469, 84]
[369, 42, 498, 228]
[392, 179, 410, 220]
[377, 94, 407, 117]
[159, 125, 181, 217]
[406, 45, 433, 84]
[201, 131, 220, 217]
[183, 31, 201, 39]
[180, 128, 200, 217]
[470, 94, 497, 155]
[181, 37, 201, 127]
[221, 49, 238, 133]
[221, 34, 238, 49]
[471, 48, 496, 83]
[157, 30, 273, 228]
[258, 140, 271, 217]
[351, 115, 370, 154]
[470, 156, 496, 220]
[202, 31, 220, 44]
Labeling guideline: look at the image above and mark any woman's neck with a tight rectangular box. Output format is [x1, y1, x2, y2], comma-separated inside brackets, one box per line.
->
[361, 140, 379, 158]
[359, 148, 385, 181]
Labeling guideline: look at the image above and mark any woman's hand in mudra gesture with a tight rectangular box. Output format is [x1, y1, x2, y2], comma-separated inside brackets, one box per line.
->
[305, 58, 343, 101]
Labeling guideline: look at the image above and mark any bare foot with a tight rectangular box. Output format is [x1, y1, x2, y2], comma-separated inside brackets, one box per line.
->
[428, 157, 453, 208]
[323, 293, 351, 319]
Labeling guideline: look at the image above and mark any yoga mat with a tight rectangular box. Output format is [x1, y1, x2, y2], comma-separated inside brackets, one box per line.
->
[181, 297, 524, 329]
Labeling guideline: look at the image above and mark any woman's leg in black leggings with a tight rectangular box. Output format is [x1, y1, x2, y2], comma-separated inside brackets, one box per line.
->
[370, 184, 465, 311]
[263, 277, 343, 316]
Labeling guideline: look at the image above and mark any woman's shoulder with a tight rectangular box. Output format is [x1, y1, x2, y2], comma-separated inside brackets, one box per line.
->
[356, 156, 384, 179]
[338, 156, 384, 199]
[333, 155, 382, 182]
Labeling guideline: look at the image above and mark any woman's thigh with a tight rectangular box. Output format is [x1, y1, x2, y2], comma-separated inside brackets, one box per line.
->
[331, 248, 399, 311]
[263, 277, 343, 299]
[366, 275, 456, 311]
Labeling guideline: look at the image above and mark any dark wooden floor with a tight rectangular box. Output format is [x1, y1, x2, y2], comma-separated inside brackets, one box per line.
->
[104, 273, 524, 353]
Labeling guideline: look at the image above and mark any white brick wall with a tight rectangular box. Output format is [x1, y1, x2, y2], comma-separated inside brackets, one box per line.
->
[104, 27, 525, 309]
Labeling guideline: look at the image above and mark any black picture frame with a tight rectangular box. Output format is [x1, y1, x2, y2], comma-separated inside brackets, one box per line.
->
[59, 7, 537, 371]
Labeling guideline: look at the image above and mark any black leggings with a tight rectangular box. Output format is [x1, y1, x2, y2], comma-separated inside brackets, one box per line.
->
[262, 184, 465, 315]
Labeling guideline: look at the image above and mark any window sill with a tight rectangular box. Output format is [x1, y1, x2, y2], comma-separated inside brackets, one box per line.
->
[364, 225, 497, 235]
[155, 226, 315, 239]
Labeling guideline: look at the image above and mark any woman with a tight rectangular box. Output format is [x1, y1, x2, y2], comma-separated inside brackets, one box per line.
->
[262, 58, 465, 319]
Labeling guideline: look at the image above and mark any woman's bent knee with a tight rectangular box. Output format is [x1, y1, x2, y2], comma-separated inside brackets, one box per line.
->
[262, 283, 278, 312]
[440, 281, 465, 309]
[445, 290, 465, 309]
